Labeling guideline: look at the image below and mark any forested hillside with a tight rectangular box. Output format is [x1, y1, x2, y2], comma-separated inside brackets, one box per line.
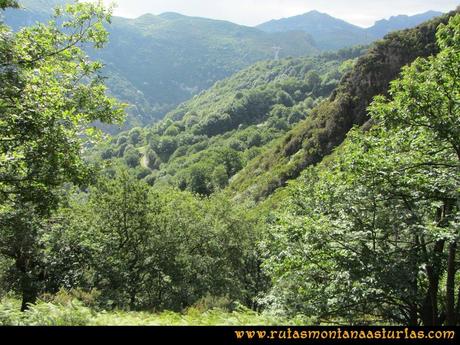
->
[262, 14, 460, 325]
[4, 1, 442, 131]
[230, 11, 456, 202]
[1, 0, 460, 327]
[94, 47, 364, 194]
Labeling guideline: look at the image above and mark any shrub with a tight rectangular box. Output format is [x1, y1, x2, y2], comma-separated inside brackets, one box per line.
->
[24, 301, 93, 326]
[0, 296, 93, 326]
[188, 294, 234, 313]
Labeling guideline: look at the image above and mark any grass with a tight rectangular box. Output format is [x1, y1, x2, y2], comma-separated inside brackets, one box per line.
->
[0, 297, 305, 326]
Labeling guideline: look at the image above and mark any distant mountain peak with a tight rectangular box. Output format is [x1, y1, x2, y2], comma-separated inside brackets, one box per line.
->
[256, 10, 366, 50]
[303, 10, 321, 15]
[134, 13, 160, 21]
[367, 10, 443, 36]
[302, 10, 329, 17]
[131, 13, 166, 26]
[375, 10, 442, 24]
[158, 12, 187, 20]
[257, 9, 443, 51]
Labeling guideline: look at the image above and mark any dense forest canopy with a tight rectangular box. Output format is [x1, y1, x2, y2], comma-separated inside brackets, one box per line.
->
[229, 11, 457, 203]
[0, 0, 459, 327]
[93, 47, 364, 195]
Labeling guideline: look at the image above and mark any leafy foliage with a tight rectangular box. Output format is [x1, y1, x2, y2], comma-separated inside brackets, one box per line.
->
[0, 1, 123, 310]
[0, 295, 296, 326]
[96, 49, 362, 195]
[262, 14, 460, 325]
[229, 10, 459, 202]
[1, 0, 459, 328]
[40, 171, 265, 311]
[0, 0, 18, 10]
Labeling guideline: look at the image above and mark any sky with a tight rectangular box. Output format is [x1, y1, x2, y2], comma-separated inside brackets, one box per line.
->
[93, 0, 459, 27]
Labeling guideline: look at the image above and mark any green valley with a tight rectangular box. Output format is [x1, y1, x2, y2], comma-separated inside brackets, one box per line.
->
[4, 0, 319, 129]
[94, 47, 364, 194]
[1, 0, 460, 328]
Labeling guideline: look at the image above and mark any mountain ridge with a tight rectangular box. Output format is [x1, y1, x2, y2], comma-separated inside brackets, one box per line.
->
[2, 1, 448, 132]
[257, 10, 444, 50]
[3, 1, 318, 130]
[257, 10, 370, 50]
[367, 10, 443, 37]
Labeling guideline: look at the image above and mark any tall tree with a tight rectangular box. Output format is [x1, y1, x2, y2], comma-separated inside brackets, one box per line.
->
[0, 1, 123, 310]
[264, 14, 460, 325]
[368, 14, 460, 325]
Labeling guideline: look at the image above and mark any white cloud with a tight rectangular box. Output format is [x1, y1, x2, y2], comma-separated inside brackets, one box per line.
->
[94, 0, 459, 27]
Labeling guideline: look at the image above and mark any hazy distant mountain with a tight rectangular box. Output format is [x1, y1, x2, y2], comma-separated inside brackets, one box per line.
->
[97, 12, 318, 120]
[257, 10, 443, 50]
[2, 1, 445, 129]
[257, 10, 371, 51]
[3, 2, 318, 129]
[365, 11, 443, 37]
[1, 0, 63, 25]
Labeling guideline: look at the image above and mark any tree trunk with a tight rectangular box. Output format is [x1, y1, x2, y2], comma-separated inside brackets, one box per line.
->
[15, 253, 38, 312]
[20, 274, 37, 312]
[129, 292, 136, 311]
[408, 304, 418, 326]
[422, 200, 456, 325]
[422, 239, 445, 325]
[446, 241, 457, 325]
[408, 234, 419, 326]
[455, 287, 460, 325]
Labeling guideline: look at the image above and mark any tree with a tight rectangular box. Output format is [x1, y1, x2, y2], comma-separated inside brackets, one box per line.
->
[0, 1, 123, 310]
[0, 0, 18, 10]
[367, 14, 460, 325]
[211, 165, 228, 190]
[45, 175, 264, 311]
[304, 70, 321, 92]
[88, 171, 155, 309]
[145, 148, 160, 170]
[128, 127, 143, 145]
[124, 147, 141, 168]
[264, 14, 460, 325]
[185, 163, 212, 195]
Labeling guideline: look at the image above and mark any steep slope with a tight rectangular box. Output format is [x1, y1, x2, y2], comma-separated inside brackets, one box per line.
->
[4, 1, 319, 129]
[230, 10, 459, 202]
[257, 10, 371, 51]
[94, 47, 364, 194]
